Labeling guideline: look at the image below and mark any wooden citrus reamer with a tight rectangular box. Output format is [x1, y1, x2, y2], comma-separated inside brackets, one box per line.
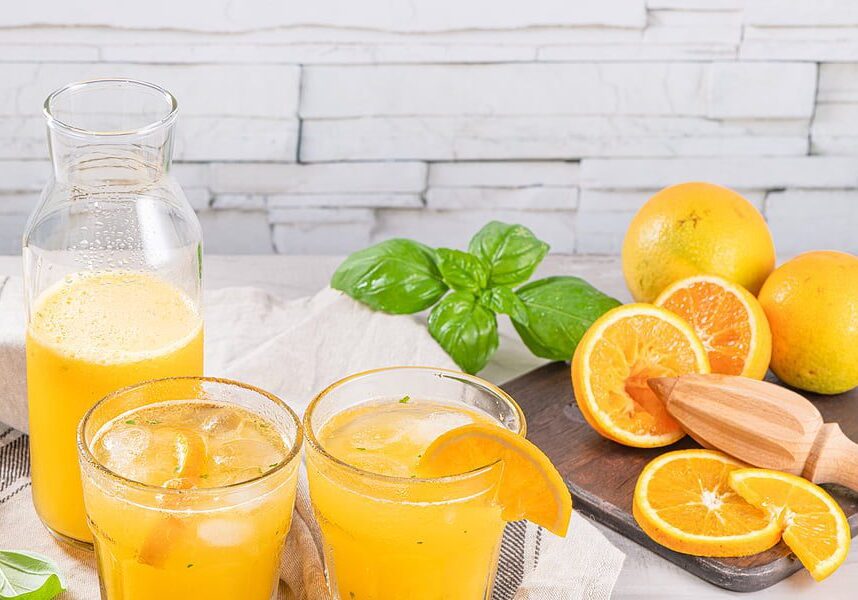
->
[648, 374, 858, 492]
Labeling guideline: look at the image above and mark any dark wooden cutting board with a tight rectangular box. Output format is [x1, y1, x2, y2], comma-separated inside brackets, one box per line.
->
[501, 362, 858, 593]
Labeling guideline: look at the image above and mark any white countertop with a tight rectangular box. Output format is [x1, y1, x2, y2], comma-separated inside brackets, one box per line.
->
[2, 254, 852, 599]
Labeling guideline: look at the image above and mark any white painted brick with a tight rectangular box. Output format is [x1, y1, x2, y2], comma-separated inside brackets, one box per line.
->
[198, 210, 273, 254]
[301, 64, 710, 118]
[4, 1, 647, 32]
[575, 211, 638, 254]
[741, 40, 858, 62]
[210, 162, 427, 194]
[745, 0, 858, 26]
[171, 163, 212, 188]
[645, 10, 742, 45]
[102, 42, 537, 65]
[270, 209, 375, 254]
[707, 63, 817, 119]
[425, 188, 578, 210]
[811, 103, 858, 154]
[372, 209, 577, 253]
[0, 213, 29, 253]
[741, 26, 858, 61]
[174, 118, 298, 162]
[0, 193, 39, 215]
[183, 188, 212, 211]
[0, 44, 99, 62]
[268, 207, 375, 225]
[302, 116, 808, 161]
[578, 188, 765, 212]
[817, 64, 858, 103]
[538, 43, 736, 61]
[648, 0, 744, 8]
[267, 194, 422, 208]
[0, 161, 49, 192]
[429, 162, 579, 187]
[211, 194, 267, 211]
[765, 190, 858, 254]
[581, 158, 858, 189]
[0, 63, 300, 118]
[0, 117, 45, 159]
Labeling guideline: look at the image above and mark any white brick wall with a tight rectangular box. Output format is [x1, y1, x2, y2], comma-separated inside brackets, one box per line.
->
[0, 1, 856, 255]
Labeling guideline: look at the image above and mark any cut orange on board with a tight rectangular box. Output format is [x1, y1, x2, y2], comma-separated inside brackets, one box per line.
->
[730, 469, 851, 581]
[633, 450, 781, 557]
[656, 275, 772, 380]
[416, 424, 572, 537]
[571, 304, 710, 448]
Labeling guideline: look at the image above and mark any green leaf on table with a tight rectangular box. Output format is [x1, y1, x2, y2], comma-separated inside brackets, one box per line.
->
[428, 291, 498, 374]
[468, 221, 549, 287]
[436, 248, 489, 293]
[331, 239, 448, 314]
[479, 286, 529, 325]
[512, 276, 621, 361]
[0, 551, 65, 600]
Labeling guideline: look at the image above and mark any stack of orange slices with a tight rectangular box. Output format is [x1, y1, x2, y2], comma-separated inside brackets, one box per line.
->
[633, 449, 850, 581]
[571, 273, 851, 581]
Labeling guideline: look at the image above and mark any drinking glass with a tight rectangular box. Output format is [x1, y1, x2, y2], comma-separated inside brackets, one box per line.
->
[78, 377, 302, 600]
[304, 366, 526, 600]
[23, 79, 203, 546]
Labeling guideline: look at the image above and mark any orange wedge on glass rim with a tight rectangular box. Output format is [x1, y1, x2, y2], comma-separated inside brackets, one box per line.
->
[633, 450, 781, 557]
[655, 275, 772, 380]
[571, 303, 710, 448]
[729, 469, 851, 581]
[416, 424, 572, 537]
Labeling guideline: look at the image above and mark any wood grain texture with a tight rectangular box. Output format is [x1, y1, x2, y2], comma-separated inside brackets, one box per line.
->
[501, 362, 858, 593]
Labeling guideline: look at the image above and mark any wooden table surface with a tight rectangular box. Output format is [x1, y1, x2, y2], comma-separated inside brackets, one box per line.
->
[1, 254, 852, 599]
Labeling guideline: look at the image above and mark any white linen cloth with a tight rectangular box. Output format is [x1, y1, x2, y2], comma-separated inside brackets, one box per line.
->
[0, 276, 624, 599]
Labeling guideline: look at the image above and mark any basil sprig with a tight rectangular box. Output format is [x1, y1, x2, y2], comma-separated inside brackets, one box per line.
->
[0, 551, 65, 600]
[332, 221, 619, 373]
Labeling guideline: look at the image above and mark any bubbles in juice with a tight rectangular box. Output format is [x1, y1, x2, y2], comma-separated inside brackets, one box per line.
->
[92, 401, 287, 489]
[319, 398, 494, 477]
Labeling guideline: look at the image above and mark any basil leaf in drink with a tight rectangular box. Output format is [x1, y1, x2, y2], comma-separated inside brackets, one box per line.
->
[428, 291, 498, 374]
[468, 222, 549, 287]
[436, 248, 489, 293]
[512, 276, 621, 361]
[331, 239, 448, 314]
[0, 551, 65, 600]
[479, 286, 529, 325]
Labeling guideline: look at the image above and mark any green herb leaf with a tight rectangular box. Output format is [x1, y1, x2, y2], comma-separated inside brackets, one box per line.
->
[512, 277, 620, 361]
[428, 291, 498, 374]
[435, 248, 489, 293]
[479, 287, 529, 325]
[331, 239, 448, 314]
[0, 551, 65, 600]
[468, 222, 549, 287]
[398, 396, 411, 404]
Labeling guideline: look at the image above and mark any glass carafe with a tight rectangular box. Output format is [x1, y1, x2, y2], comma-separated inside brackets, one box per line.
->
[22, 79, 204, 547]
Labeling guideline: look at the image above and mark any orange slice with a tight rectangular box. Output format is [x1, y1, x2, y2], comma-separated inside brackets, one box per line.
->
[729, 469, 851, 581]
[633, 450, 781, 557]
[416, 424, 572, 536]
[656, 275, 772, 379]
[571, 303, 710, 447]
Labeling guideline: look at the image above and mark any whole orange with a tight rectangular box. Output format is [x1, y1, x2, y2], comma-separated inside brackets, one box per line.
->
[758, 251, 858, 395]
[622, 182, 775, 302]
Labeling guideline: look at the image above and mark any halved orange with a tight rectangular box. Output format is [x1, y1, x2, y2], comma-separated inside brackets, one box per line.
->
[633, 450, 781, 557]
[571, 303, 710, 447]
[730, 469, 851, 581]
[416, 424, 572, 537]
[656, 275, 772, 380]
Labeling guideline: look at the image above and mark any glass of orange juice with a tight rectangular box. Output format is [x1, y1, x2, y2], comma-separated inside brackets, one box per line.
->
[304, 366, 527, 600]
[24, 79, 204, 547]
[78, 377, 302, 600]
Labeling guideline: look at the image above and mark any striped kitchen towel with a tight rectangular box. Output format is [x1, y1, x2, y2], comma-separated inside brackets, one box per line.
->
[0, 284, 624, 600]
